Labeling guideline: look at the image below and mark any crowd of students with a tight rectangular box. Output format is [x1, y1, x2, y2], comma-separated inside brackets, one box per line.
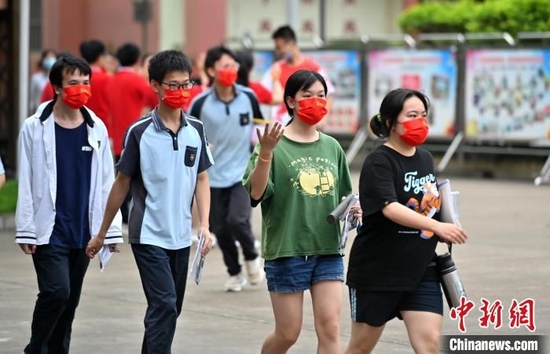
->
[15, 25, 468, 354]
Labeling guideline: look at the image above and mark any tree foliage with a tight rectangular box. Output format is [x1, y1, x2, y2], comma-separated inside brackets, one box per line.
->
[399, 0, 550, 35]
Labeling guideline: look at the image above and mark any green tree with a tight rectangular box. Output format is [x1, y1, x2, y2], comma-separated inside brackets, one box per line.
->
[399, 0, 550, 35]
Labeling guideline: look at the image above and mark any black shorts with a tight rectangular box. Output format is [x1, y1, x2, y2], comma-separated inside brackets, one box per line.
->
[349, 281, 443, 327]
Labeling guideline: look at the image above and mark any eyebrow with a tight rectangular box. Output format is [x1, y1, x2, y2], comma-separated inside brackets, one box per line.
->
[406, 110, 426, 114]
[303, 89, 326, 94]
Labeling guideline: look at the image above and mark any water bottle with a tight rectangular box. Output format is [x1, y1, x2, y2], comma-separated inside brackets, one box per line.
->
[436, 252, 467, 309]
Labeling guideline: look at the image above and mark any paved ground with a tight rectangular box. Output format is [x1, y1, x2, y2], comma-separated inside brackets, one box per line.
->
[0, 175, 548, 353]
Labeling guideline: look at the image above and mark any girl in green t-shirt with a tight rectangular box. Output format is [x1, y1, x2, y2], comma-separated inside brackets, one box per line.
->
[243, 70, 359, 354]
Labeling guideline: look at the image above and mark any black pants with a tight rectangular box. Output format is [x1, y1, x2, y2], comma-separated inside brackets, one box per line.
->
[24, 246, 90, 354]
[210, 183, 259, 276]
[132, 244, 190, 354]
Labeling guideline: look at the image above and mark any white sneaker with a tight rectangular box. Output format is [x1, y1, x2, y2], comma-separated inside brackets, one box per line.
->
[224, 273, 247, 292]
[245, 257, 264, 285]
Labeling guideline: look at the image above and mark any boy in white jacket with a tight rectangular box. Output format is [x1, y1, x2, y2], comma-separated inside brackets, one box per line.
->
[15, 55, 122, 354]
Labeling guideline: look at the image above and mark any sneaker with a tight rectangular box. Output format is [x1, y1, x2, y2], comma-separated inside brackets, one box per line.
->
[245, 257, 264, 285]
[225, 273, 246, 292]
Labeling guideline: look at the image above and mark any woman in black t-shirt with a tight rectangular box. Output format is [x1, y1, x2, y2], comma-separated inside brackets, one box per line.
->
[344, 89, 469, 354]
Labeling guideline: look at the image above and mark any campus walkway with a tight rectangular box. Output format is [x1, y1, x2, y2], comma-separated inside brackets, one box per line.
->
[0, 176, 548, 353]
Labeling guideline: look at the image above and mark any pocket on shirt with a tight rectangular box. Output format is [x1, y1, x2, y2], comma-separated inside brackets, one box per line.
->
[240, 113, 250, 126]
[184, 146, 198, 167]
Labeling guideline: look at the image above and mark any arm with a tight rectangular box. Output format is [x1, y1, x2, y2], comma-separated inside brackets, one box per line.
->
[0, 173, 4, 189]
[100, 131, 123, 244]
[269, 63, 283, 105]
[194, 171, 214, 256]
[383, 202, 468, 244]
[248, 123, 284, 200]
[15, 121, 37, 253]
[86, 172, 130, 257]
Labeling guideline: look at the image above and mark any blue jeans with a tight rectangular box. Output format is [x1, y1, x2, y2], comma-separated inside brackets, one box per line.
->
[132, 244, 190, 354]
[264, 255, 344, 293]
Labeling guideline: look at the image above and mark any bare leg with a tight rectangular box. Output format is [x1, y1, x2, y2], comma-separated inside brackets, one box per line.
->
[344, 321, 385, 354]
[261, 291, 304, 354]
[311, 280, 343, 354]
[401, 311, 442, 354]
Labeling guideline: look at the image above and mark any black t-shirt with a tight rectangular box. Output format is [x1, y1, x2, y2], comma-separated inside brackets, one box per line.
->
[347, 145, 440, 292]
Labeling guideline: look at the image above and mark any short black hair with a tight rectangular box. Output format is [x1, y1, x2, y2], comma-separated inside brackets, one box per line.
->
[79, 39, 106, 64]
[148, 50, 192, 83]
[272, 25, 297, 42]
[116, 42, 141, 67]
[284, 70, 327, 117]
[49, 55, 92, 88]
[370, 88, 430, 138]
[204, 45, 236, 70]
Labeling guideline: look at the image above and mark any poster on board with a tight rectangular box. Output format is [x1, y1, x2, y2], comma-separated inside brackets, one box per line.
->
[465, 49, 550, 142]
[251, 51, 274, 82]
[303, 50, 362, 135]
[368, 49, 458, 138]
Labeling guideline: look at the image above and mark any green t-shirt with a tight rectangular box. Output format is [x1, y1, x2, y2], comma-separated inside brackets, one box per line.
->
[243, 133, 352, 260]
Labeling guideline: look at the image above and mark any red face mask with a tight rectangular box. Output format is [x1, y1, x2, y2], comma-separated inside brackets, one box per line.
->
[296, 97, 328, 125]
[217, 67, 238, 87]
[162, 88, 191, 109]
[62, 85, 91, 109]
[398, 118, 429, 146]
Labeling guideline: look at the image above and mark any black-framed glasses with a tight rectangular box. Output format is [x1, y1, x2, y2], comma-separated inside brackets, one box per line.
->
[162, 81, 194, 91]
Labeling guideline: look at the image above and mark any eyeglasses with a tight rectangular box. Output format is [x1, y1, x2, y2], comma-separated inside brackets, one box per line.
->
[162, 81, 194, 91]
[218, 63, 240, 70]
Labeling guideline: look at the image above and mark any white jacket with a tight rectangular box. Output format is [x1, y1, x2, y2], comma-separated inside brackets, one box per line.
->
[15, 101, 123, 245]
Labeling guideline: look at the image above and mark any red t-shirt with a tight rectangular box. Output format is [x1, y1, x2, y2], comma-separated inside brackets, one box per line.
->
[279, 57, 321, 88]
[87, 67, 113, 130]
[41, 83, 55, 103]
[249, 81, 272, 105]
[107, 68, 151, 156]
[143, 85, 158, 110]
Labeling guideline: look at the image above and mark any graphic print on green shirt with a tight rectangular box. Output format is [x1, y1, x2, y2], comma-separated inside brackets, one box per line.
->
[243, 133, 352, 260]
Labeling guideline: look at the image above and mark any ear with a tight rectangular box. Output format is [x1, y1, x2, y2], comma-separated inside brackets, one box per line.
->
[150, 80, 161, 94]
[285, 96, 295, 110]
[53, 85, 62, 96]
[206, 67, 216, 79]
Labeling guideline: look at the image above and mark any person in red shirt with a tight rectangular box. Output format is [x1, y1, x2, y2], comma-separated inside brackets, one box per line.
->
[139, 53, 160, 110]
[261, 25, 335, 124]
[79, 40, 112, 130]
[236, 50, 282, 105]
[107, 42, 151, 159]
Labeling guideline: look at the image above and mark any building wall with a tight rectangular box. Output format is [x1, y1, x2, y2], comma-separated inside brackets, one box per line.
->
[42, 0, 160, 55]
[160, 0, 185, 51]
[226, 0, 417, 50]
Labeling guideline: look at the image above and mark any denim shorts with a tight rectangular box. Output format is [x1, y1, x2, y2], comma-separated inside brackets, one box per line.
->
[349, 281, 443, 327]
[264, 255, 344, 293]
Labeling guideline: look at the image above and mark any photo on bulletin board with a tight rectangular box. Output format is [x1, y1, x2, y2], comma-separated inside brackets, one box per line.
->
[367, 49, 458, 138]
[251, 51, 274, 82]
[303, 50, 362, 135]
[465, 49, 550, 143]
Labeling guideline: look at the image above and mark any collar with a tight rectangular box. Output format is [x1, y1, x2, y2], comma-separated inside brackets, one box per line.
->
[212, 84, 242, 102]
[151, 108, 188, 131]
[38, 100, 95, 128]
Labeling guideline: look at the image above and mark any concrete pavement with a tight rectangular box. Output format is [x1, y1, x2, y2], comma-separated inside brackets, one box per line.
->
[0, 175, 548, 353]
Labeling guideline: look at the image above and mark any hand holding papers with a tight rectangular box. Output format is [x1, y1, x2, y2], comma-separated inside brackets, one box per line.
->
[328, 194, 361, 250]
[190, 231, 206, 285]
[438, 179, 461, 227]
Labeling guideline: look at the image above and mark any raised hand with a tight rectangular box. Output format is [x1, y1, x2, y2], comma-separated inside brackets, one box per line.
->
[256, 122, 284, 158]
